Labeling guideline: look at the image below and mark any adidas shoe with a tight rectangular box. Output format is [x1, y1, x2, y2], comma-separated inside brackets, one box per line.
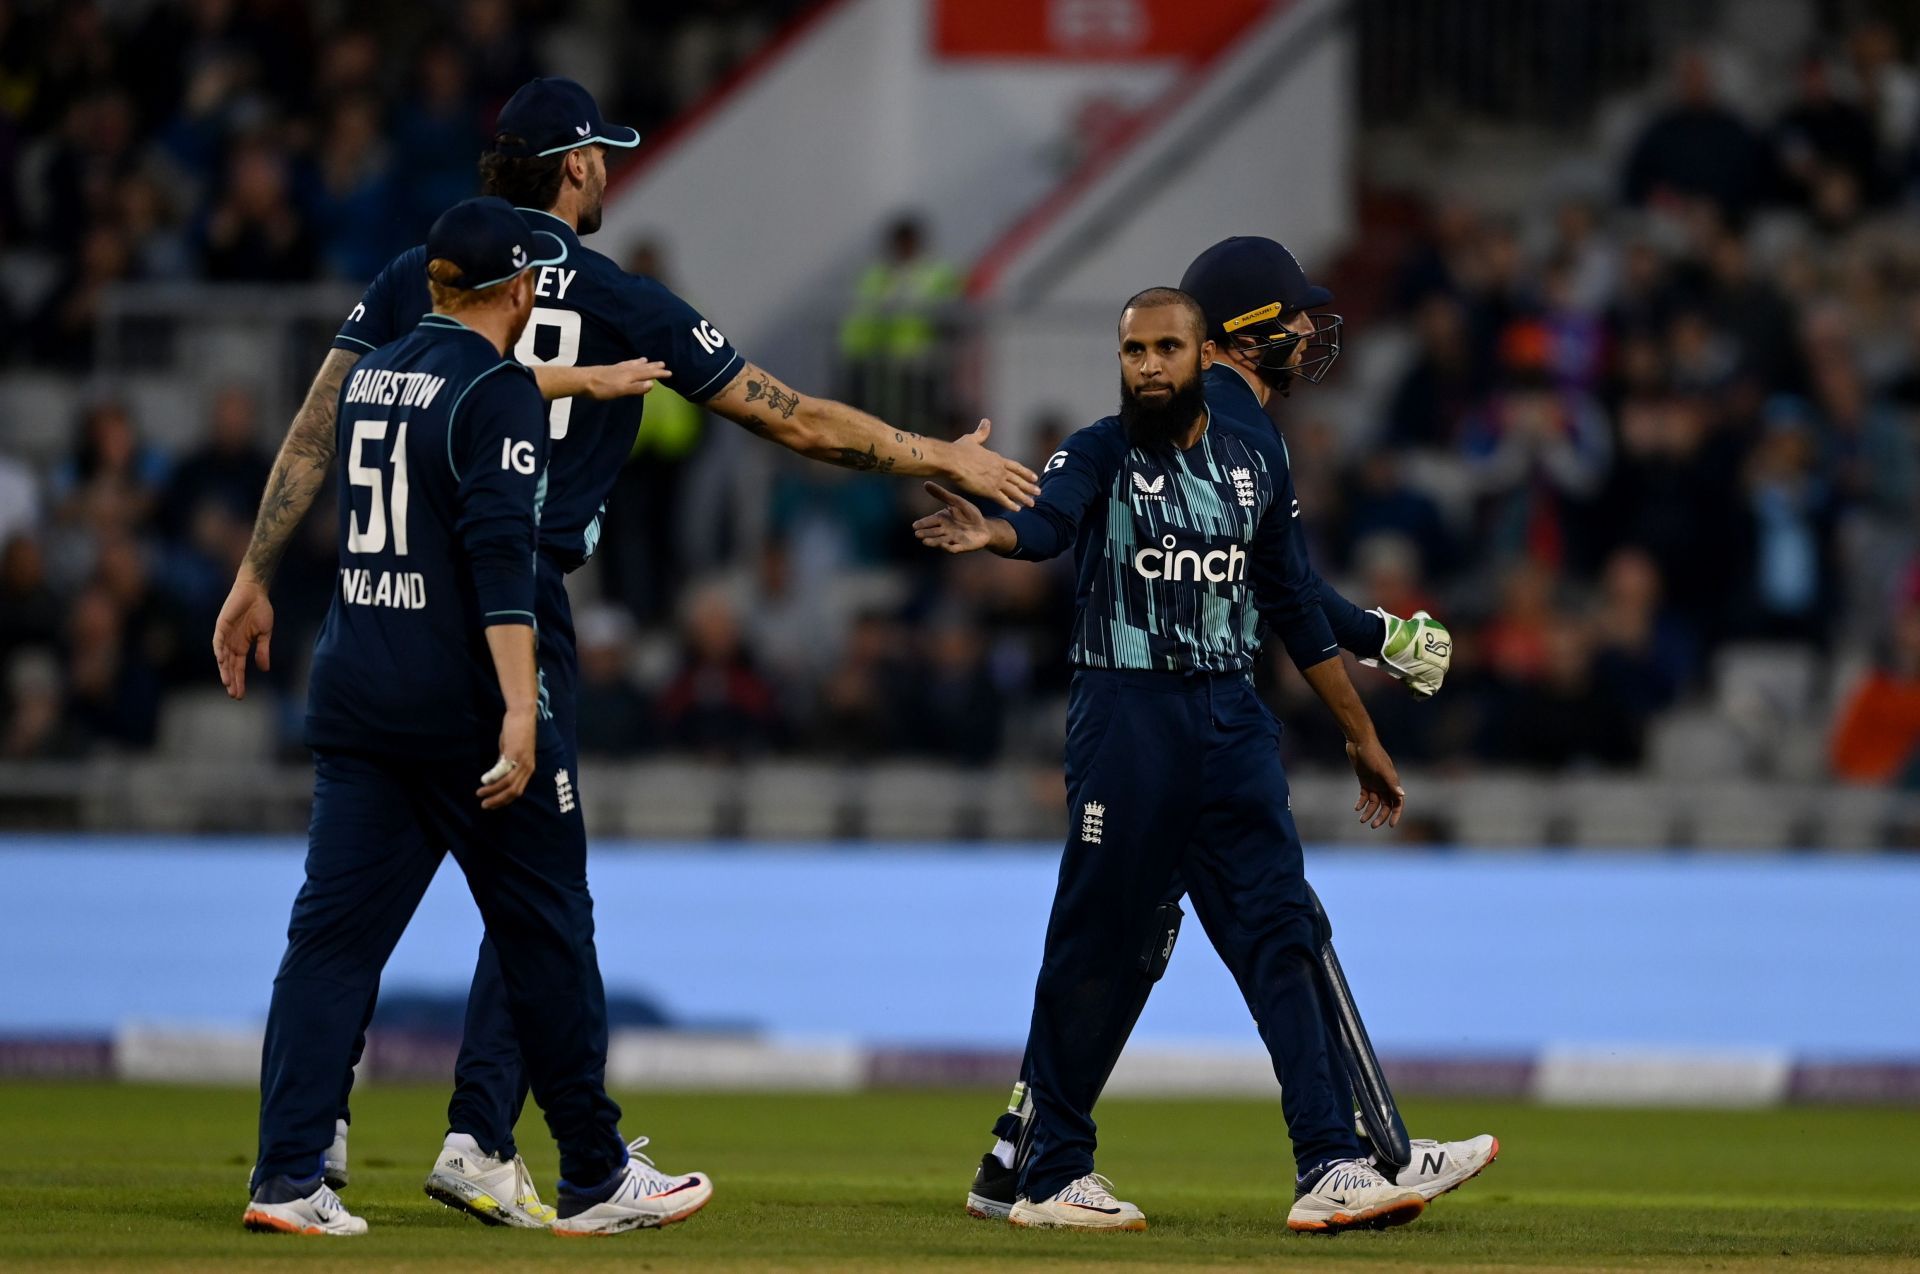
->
[1387, 1134, 1499, 1201]
[322, 1119, 349, 1191]
[1008, 1173, 1147, 1231]
[1287, 1157, 1424, 1233]
[423, 1132, 557, 1228]
[550, 1136, 712, 1236]
[242, 1173, 367, 1236]
[965, 1149, 1017, 1220]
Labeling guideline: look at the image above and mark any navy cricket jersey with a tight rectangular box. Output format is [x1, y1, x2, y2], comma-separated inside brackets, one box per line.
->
[998, 367, 1345, 675]
[1201, 366, 1386, 659]
[333, 208, 745, 572]
[305, 315, 552, 756]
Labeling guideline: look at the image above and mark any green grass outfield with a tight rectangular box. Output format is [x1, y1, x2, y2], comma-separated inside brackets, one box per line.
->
[2, 1084, 1917, 1272]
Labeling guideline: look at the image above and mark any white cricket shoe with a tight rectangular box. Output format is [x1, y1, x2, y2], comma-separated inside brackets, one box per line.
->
[242, 1175, 368, 1235]
[1287, 1157, 1425, 1233]
[549, 1136, 712, 1236]
[422, 1132, 558, 1228]
[1008, 1173, 1148, 1231]
[322, 1119, 349, 1190]
[1391, 1134, 1499, 1201]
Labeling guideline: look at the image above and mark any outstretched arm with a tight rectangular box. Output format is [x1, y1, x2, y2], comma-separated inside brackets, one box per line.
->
[532, 358, 670, 402]
[213, 346, 360, 699]
[707, 363, 1039, 510]
[914, 482, 1018, 555]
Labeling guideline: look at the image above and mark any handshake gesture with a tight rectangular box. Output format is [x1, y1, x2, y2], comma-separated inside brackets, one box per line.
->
[913, 482, 1011, 556]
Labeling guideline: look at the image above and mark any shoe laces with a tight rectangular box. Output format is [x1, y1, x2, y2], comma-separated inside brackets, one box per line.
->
[1063, 1173, 1120, 1206]
[310, 1181, 351, 1218]
[622, 1135, 680, 1189]
[510, 1154, 539, 1205]
[1320, 1158, 1389, 1193]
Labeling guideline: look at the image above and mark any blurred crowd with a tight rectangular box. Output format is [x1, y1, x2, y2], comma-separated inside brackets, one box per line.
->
[1267, 36, 1920, 786]
[4, 13, 1920, 791]
[0, 0, 807, 367]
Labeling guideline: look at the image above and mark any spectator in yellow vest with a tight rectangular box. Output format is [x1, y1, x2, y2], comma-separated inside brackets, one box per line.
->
[838, 214, 960, 431]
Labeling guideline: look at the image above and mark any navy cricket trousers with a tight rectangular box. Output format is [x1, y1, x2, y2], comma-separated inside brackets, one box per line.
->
[439, 565, 580, 1155]
[337, 566, 573, 1158]
[256, 741, 624, 1188]
[1019, 668, 1362, 1202]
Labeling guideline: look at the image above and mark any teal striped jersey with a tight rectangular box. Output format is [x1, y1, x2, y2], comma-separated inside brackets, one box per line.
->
[1000, 365, 1343, 675]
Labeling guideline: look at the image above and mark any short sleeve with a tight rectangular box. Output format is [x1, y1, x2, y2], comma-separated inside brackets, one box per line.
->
[619, 278, 745, 402]
[334, 246, 429, 355]
[453, 366, 548, 626]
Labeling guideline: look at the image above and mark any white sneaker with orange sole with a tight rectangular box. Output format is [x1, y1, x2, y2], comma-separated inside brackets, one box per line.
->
[1008, 1173, 1148, 1231]
[1287, 1157, 1425, 1233]
[550, 1137, 713, 1236]
[242, 1175, 367, 1236]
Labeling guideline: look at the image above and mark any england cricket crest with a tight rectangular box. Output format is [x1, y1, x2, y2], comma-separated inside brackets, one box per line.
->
[1080, 800, 1106, 844]
[1230, 466, 1256, 508]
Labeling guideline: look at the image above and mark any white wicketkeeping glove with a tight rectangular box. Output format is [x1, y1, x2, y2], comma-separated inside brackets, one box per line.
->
[1360, 608, 1452, 699]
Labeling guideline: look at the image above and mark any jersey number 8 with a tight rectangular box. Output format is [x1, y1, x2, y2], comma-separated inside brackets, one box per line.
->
[346, 417, 409, 556]
[515, 306, 582, 441]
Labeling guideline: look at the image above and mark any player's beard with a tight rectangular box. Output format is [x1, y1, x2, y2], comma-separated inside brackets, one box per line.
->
[1119, 370, 1206, 451]
[577, 168, 606, 234]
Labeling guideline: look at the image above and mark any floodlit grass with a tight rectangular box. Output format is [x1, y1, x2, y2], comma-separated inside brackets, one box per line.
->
[2, 1084, 1917, 1270]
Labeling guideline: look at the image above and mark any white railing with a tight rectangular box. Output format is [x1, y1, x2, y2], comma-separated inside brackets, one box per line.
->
[1, 758, 1913, 849]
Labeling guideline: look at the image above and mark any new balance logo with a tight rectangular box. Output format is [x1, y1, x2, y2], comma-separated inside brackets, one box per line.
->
[555, 768, 576, 814]
[1081, 801, 1105, 844]
[1421, 1150, 1445, 1175]
[1230, 466, 1256, 508]
[1131, 471, 1165, 498]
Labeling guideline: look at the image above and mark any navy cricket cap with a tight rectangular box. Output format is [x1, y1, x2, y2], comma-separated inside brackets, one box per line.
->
[490, 76, 642, 159]
[1179, 236, 1334, 341]
[426, 196, 568, 290]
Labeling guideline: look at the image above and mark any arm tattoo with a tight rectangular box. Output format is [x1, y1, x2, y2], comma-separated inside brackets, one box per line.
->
[831, 443, 894, 474]
[242, 351, 354, 582]
[744, 378, 801, 419]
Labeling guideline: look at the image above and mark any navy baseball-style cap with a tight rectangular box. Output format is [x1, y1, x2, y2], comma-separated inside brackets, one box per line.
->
[426, 196, 568, 290]
[490, 76, 642, 159]
[1179, 236, 1334, 341]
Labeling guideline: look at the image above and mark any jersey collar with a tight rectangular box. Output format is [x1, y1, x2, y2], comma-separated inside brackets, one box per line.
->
[514, 206, 581, 243]
[418, 313, 482, 335]
[1206, 361, 1264, 412]
[416, 313, 500, 351]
